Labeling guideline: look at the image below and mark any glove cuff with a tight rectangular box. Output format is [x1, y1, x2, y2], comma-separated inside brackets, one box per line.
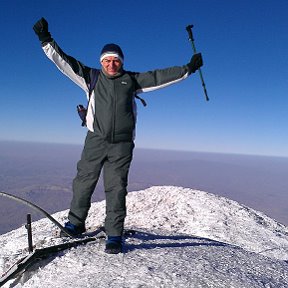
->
[38, 31, 53, 43]
[186, 62, 196, 75]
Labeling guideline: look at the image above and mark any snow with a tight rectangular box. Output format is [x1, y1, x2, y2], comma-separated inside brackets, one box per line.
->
[1, 186, 288, 287]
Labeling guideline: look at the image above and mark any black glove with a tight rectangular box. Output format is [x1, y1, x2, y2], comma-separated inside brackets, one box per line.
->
[33, 17, 52, 43]
[187, 53, 203, 74]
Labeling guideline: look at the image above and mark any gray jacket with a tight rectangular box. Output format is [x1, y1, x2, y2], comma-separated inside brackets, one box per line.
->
[42, 40, 190, 142]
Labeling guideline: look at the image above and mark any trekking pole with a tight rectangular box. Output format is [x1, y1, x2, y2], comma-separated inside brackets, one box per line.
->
[186, 24, 209, 101]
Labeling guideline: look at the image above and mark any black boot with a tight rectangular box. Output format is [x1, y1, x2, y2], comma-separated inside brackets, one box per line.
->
[105, 236, 123, 254]
[60, 221, 86, 237]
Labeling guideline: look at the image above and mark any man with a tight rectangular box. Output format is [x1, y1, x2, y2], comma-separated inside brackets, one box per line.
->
[33, 18, 203, 254]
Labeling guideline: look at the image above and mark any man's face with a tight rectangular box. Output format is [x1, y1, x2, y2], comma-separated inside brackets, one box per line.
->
[101, 56, 122, 76]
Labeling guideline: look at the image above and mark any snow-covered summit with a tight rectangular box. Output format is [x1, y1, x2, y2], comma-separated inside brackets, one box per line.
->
[125, 186, 288, 260]
[1, 186, 288, 287]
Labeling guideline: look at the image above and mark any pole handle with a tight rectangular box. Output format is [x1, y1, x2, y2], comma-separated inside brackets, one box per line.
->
[186, 25, 194, 41]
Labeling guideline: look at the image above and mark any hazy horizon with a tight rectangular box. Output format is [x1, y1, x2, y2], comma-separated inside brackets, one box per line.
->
[0, 141, 287, 235]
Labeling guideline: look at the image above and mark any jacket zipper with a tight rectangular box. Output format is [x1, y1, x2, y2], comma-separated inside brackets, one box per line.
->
[111, 81, 117, 143]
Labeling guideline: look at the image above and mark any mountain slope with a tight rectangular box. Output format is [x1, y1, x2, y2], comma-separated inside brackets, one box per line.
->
[125, 186, 288, 260]
[1, 186, 288, 287]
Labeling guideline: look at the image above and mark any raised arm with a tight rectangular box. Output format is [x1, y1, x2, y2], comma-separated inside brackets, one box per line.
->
[33, 17, 91, 93]
[132, 53, 203, 94]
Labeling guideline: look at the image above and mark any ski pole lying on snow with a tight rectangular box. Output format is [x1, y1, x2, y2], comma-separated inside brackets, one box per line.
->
[186, 24, 209, 101]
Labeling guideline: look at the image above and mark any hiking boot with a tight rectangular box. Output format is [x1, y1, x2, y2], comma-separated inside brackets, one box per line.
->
[105, 236, 123, 254]
[60, 221, 86, 237]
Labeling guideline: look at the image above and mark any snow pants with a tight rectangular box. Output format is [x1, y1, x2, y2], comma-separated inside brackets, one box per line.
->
[68, 131, 134, 236]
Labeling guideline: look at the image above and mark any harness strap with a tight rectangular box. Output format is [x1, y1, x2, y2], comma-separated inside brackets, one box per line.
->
[135, 95, 147, 107]
[88, 68, 100, 96]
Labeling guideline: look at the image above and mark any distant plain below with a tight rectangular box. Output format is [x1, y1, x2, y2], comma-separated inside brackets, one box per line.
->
[0, 141, 287, 235]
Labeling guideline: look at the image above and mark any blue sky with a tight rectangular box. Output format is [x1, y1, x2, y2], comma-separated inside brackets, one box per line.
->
[0, 0, 287, 157]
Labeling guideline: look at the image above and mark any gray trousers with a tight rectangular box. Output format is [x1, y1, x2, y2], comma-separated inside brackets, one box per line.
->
[68, 131, 134, 236]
